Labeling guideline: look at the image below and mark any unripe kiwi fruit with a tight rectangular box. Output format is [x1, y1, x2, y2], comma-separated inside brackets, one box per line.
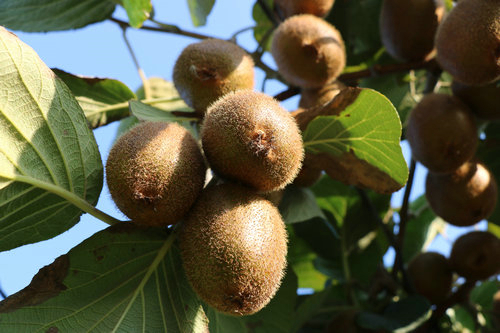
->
[380, 0, 444, 62]
[106, 121, 206, 226]
[407, 252, 453, 304]
[173, 39, 255, 115]
[201, 90, 304, 192]
[406, 93, 478, 173]
[435, 0, 500, 85]
[449, 231, 500, 281]
[452, 80, 500, 120]
[425, 161, 498, 227]
[179, 183, 288, 316]
[271, 14, 346, 89]
[275, 0, 335, 18]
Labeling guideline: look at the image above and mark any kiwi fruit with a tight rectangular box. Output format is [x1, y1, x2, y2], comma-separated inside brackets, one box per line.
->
[452, 80, 500, 120]
[178, 183, 288, 316]
[406, 93, 478, 173]
[106, 121, 206, 226]
[201, 90, 304, 192]
[435, 0, 500, 85]
[293, 154, 322, 187]
[271, 14, 346, 89]
[426, 161, 498, 227]
[407, 252, 453, 304]
[173, 39, 255, 115]
[449, 231, 500, 281]
[380, 0, 444, 62]
[275, 0, 335, 19]
[299, 80, 346, 109]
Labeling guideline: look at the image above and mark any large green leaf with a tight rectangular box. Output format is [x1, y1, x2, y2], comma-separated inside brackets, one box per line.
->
[122, 0, 152, 28]
[0, 27, 103, 251]
[53, 69, 136, 129]
[302, 88, 408, 194]
[129, 100, 194, 123]
[187, 0, 215, 27]
[0, 224, 209, 332]
[278, 185, 326, 225]
[0, 1, 116, 32]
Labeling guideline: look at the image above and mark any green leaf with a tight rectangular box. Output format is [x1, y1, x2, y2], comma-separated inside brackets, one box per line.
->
[449, 307, 475, 333]
[0, 224, 209, 332]
[303, 88, 408, 194]
[53, 69, 136, 129]
[291, 288, 331, 332]
[115, 116, 140, 142]
[0, 0, 116, 32]
[278, 185, 326, 224]
[187, 0, 215, 27]
[0, 27, 103, 251]
[122, 0, 152, 28]
[252, 0, 274, 52]
[357, 295, 432, 332]
[206, 269, 298, 333]
[471, 280, 500, 310]
[129, 100, 194, 122]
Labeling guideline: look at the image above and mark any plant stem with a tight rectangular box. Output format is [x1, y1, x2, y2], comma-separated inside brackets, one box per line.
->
[274, 87, 300, 101]
[0, 284, 7, 300]
[110, 17, 215, 40]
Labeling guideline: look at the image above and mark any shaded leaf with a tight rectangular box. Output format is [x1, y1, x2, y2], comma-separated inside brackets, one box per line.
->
[291, 288, 331, 332]
[299, 88, 408, 194]
[122, 0, 152, 28]
[278, 185, 326, 224]
[357, 295, 432, 332]
[0, 27, 102, 251]
[187, 0, 215, 27]
[129, 100, 194, 122]
[135, 77, 190, 112]
[252, 0, 274, 52]
[0, 224, 209, 332]
[0, 0, 116, 32]
[53, 69, 136, 129]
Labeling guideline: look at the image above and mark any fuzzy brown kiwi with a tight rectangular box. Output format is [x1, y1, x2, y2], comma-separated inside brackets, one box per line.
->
[275, 0, 335, 18]
[173, 39, 255, 115]
[299, 80, 345, 109]
[271, 14, 346, 89]
[106, 121, 206, 226]
[406, 93, 478, 173]
[407, 252, 453, 304]
[178, 183, 288, 316]
[449, 231, 500, 281]
[201, 90, 304, 192]
[452, 80, 500, 120]
[380, 0, 444, 62]
[435, 0, 500, 85]
[425, 161, 498, 227]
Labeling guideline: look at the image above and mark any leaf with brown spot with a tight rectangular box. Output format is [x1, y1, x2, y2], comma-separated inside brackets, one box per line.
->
[298, 87, 408, 194]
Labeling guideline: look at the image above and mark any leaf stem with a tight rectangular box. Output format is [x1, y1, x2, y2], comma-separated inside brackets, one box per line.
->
[3, 174, 122, 225]
[119, 25, 150, 99]
[0, 283, 6, 300]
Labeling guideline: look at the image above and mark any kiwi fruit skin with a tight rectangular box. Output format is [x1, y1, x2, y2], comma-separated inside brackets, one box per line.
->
[406, 93, 478, 173]
[435, 0, 500, 85]
[299, 80, 345, 109]
[425, 161, 498, 227]
[293, 154, 322, 187]
[178, 183, 288, 316]
[106, 121, 206, 226]
[271, 14, 346, 89]
[407, 252, 452, 304]
[275, 0, 335, 18]
[449, 231, 500, 281]
[380, 0, 445, 61]
[173, 39, 255, 115]
[452, 80, 500, 120]
[201, 90, 304, 192]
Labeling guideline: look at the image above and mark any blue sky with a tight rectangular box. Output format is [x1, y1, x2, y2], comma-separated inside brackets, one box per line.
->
[0, 0, 477, 297]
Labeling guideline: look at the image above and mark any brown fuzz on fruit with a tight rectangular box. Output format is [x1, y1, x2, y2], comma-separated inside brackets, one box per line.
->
[173, 39, 255, 115]
[449, 231, 500, 281]
[106, 121, 206, 226]
[380, 0, 444, 62]
[452, 80, 500, 120]
[271, 14, 346, 89]
[275, 0, 335, 19]
[201, 90, 304, 192]
[406, 93, 478, 173]
[299, 80, 346, 109]
[178, 183, 288, 316]
[407, 252, 453, 304]
[435, 0, 500, 85]
[425, 161, 498, 227]
[293, 154, 322, 187]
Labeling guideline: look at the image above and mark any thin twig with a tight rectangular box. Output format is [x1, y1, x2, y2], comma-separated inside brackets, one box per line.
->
[274, 87, 300, 101]
[119, 26, 150, 99]
[0, 284, 7, 299]
[110, 17, 214, 40]
[257, 0, 280, 27]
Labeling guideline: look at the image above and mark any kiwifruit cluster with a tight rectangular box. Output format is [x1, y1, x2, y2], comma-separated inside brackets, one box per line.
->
[380, 0, 445, 61]
[274, 0, 335, 19]
[173, 38, 255, 115]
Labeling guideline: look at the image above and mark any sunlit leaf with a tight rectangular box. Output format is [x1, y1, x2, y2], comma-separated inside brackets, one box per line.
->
[122, 0, 152, 28]
[187, 0, 215, 27]
[0, 27, 103, 251]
